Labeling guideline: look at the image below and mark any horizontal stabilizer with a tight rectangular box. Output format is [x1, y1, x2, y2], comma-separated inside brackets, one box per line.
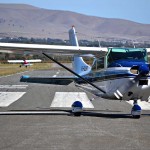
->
[20, 75, 75, 85]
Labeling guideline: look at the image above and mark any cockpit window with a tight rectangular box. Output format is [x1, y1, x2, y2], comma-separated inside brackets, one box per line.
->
[107, 48, 147, 65]
[91, 57, 104, 71]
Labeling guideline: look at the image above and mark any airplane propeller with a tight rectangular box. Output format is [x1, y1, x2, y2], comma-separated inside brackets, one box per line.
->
[113, 64, 149, 100]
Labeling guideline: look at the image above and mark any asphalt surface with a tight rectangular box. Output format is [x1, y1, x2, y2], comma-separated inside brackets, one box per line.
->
[0, 68, 150, 150]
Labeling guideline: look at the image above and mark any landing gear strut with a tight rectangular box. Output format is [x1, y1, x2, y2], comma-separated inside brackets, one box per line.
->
[131, 100, 142, 119]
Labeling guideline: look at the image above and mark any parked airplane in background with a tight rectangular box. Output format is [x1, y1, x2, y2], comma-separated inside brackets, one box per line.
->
[0, 26, 150, 118]
[8, 59, 42, 67]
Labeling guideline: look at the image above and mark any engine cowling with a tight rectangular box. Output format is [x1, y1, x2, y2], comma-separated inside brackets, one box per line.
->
[138, 64, 149, 75]
[112, 64, 150, 100]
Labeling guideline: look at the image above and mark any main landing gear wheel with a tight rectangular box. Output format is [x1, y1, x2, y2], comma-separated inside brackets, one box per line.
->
[71, 101, 83, 116]
[131, 100, 142, 119]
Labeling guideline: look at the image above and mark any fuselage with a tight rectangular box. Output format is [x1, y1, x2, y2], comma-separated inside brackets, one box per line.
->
[75, 48, 150, 101]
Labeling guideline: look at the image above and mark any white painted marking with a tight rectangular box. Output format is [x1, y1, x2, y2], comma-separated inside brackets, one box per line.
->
[52, 75, 57, 77]
[50, 92, 94, 108]
[127, 100, 150, 110]
[56, 71, 60, 74]
[0, 92, 26, 107]
[52, 70, 60, 77]
[0, 85, 28, 89]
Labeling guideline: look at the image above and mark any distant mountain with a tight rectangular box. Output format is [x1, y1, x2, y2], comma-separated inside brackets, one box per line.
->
[0, 3, 150, 41]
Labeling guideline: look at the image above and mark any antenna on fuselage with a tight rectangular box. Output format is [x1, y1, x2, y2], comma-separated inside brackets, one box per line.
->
[98, 39, 101, 47]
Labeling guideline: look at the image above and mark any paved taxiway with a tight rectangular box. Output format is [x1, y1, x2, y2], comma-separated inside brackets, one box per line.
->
[0, 68, 150, 150]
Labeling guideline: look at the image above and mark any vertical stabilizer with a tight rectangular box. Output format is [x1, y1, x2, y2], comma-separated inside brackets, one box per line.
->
[69, 26, 91, 76]
[69, 25, 79, 46]
[72, 56, 91, 76]
[24, 60, 28, 64]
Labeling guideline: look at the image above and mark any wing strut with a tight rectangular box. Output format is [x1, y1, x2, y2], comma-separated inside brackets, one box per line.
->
[43, 53, 106, 94]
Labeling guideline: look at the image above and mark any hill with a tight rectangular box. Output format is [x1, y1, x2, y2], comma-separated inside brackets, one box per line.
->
[0, 4, 150, 41]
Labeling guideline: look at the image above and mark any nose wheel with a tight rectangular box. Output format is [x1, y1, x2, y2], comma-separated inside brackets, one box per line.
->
[131, 100, 142, 119]
[71, 101, 83, 116]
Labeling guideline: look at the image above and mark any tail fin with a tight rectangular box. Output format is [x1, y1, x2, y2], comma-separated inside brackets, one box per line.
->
[23, 60, 28, 64]
[69, 26, 91, 76]
[72, 56, 91, 76]
[69, 25, 79, 46]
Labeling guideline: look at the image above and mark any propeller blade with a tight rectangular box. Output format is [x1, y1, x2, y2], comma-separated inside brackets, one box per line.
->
[114, 64, 149, 99]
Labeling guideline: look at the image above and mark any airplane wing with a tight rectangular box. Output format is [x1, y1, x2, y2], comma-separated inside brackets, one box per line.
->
[0, 42, 107, 93]
[0, 42, 108, 56]
[8, 59, 42, 63]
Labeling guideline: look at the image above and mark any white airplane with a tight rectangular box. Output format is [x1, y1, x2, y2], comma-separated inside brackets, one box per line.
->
[0, 26, 150, 118]
[8, 59, 42, 67]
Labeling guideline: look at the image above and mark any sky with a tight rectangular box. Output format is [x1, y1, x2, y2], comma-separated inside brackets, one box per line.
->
[0, 0, 149, 24]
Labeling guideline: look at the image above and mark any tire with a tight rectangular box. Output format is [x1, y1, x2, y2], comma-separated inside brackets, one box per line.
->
[132, 115, 141, 119]
[74, 112, 81, 116]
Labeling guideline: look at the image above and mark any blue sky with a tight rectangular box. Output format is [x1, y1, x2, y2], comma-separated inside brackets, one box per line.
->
[0, 0, 149, 24]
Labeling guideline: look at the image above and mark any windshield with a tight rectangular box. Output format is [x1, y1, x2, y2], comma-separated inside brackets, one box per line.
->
[107, 48, 147, 65]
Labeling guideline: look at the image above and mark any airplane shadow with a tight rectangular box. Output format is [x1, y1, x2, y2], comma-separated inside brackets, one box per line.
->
[81, 112, 135, 119]
[141, 114, 150, 117]
[0, 109, 142, 119]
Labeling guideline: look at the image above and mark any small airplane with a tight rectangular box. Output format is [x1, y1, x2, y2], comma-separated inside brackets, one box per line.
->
[8, 59, 42, 68]
[0, 26, 150, 118]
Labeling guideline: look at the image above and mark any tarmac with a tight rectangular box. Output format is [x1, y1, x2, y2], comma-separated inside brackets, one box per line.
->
[0, 69, 150, 150]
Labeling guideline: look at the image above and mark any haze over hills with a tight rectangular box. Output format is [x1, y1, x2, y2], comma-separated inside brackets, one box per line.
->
[0, 3, 150, 41]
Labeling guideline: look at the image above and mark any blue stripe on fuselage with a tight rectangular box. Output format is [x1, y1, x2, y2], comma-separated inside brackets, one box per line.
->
[108, 59, 147, 67]
[75, 66, 150, 84]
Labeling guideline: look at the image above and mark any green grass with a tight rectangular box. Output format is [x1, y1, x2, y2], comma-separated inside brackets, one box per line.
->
[0, 63, 52, 76]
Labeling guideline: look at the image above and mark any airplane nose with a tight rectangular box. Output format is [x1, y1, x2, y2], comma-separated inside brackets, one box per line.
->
[139, 64, 149, 75]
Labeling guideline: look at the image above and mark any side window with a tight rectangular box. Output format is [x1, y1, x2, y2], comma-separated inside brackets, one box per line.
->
[92, 57, 104, 71]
